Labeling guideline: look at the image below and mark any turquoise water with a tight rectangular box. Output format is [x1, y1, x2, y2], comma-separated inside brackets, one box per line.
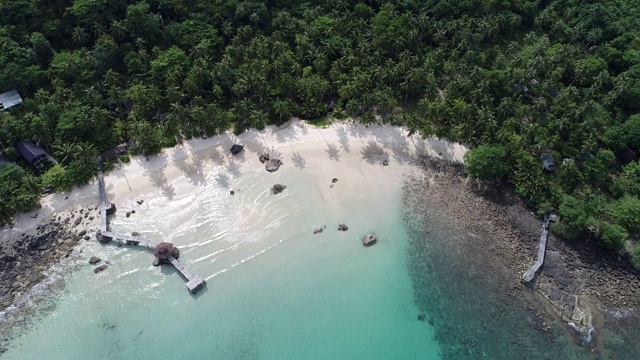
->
[2, 153, 441, 359]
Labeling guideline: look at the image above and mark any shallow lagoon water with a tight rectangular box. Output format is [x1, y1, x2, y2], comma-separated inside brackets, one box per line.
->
[2, 145, 441, 360]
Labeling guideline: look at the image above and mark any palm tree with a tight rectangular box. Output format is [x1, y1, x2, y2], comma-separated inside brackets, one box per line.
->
[54, 143, 77, 165]
[72, 27, 90, 45]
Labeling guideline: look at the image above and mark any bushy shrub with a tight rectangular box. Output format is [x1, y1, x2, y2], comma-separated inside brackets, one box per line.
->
[463, 144, 509, 179]
[41, 164, 72, 192]
[598, 221, 628, 249]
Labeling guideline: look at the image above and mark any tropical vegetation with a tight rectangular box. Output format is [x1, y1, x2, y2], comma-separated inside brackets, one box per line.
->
[1, 0, 640, 267]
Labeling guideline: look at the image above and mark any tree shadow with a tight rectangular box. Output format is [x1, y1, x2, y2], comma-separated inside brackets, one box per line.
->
[361, 140, 388, 165]
[226, 160, 242, 178]
[335, 127, 351, 153]
[148, 166, 176, 199]
[176, 157, 207, 186]
[215, 172, 231, 188]
[208, 147, 225, 165]
[268, 146, 283, 160]
[274, 120, 298, 143]
[326, 143, 341, 162]
[291, 151, 307, 169]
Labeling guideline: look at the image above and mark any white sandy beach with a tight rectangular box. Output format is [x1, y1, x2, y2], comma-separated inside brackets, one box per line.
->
[1, 119, 468, 360]
[2, 119, 467, 243]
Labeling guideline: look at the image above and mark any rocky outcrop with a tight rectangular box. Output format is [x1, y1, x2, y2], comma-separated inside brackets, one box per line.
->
[265, 159, 283, 172]
[363, 234, 377, 246]
[94, 264, 108, 273]
[230, 144, 244, 155]
[332, 178, 338, 183]
[271, 184, 286, 194]
[89, 256, 101, 264]
[259, 153, 270, 164]
[136, 199, 144, 205]
[338, 224, 348, 232]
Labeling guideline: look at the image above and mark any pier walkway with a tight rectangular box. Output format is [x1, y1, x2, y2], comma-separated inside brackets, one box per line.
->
[522, 215, 555, 282]
[97, 159, 206, 294]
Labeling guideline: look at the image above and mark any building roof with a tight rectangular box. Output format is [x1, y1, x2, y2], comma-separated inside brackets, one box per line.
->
[541, 153, 556, 172]
[0, 89, 23, 111]
[615, 147, 637, 165]
[17, 140, 47, 164]
[154, 242, 174, 260]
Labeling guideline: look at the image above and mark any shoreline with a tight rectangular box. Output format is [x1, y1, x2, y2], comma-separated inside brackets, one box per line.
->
[404, 158, 640, 358]
[1, 119, 638, 357]
[0, 119, 467, 352]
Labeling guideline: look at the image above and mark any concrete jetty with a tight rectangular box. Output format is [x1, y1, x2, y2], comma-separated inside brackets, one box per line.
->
[522, 215, 556, 282]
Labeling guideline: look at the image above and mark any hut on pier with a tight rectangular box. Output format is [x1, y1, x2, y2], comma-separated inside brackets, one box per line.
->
[154, 242, 174, 260]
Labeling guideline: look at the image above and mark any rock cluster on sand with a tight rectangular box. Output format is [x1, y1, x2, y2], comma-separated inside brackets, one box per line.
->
[259, 153, 270, 163]
[338, 224, 348, 231]
[313, 225, 326, 234]
[265, 159, 283, 172]
[230, 144, 244, 155]
[271, 184, 286, 194]
[362, 234, 377, 246]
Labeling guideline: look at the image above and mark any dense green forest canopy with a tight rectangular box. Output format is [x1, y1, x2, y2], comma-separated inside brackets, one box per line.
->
[1, 0, 640, 267]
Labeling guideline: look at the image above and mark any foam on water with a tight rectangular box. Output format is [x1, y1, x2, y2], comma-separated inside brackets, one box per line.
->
[2, 145, 440, 359]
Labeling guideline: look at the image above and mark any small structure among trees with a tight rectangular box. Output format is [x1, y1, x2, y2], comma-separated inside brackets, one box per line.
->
[0, 89, 22, 111]
[541, 153, 556, 172]
[17, 140, 48, 170]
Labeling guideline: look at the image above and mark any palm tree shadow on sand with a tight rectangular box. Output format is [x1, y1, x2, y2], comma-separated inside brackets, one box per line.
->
[291, 151, 306, 169]
[361, 140, 388, 165]
[148, 166, 176, 199]
[335, 127, 351, 153]
[326, 143, 341, 161]
[215, 172, 231, 188]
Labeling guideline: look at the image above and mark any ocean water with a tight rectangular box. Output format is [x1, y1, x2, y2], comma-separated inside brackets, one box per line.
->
[2, 143, 441, 359]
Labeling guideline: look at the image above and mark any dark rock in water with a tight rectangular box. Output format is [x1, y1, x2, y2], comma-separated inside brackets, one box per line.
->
[74, 217, 82, 226]
[126, 212, 131, 218]
[105, 202, 116, 215]
[338, 224, 349, 232]
[428, 317, 434, 326]
[230, 190, 235, 195]
[153, 257, 161, 267]
[265, 159, 283, 172]
[313, 226, 326, 234]
[271, 184, 286, 195]
[383, 159, 389, 166]
[363, 233, 377, 246]
[78, 230, 87, 236]
[94, 264, 108, 273]
[136, 199, 144, 205]
[89, 256, 101, 264]
[259, 153, 270, 164]
[332, 178, 338, 183]
[96, 230, 111, 243]
[171, 247, 180, 259]
[131, 232, 140, 237]
[84, 235, 90, 240]
[131, 210, 135, 214]
[89, 216, 94, 220]
[230, 144, 244, 155]
[418, 314, 426, 322]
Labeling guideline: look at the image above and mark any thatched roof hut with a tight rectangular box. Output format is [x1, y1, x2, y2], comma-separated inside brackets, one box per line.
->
[154, 242, 174, 260]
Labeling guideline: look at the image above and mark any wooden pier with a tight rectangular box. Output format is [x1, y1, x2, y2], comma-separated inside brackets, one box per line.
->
[522, 215, 555, 282]
[97, 160, 206, 294]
